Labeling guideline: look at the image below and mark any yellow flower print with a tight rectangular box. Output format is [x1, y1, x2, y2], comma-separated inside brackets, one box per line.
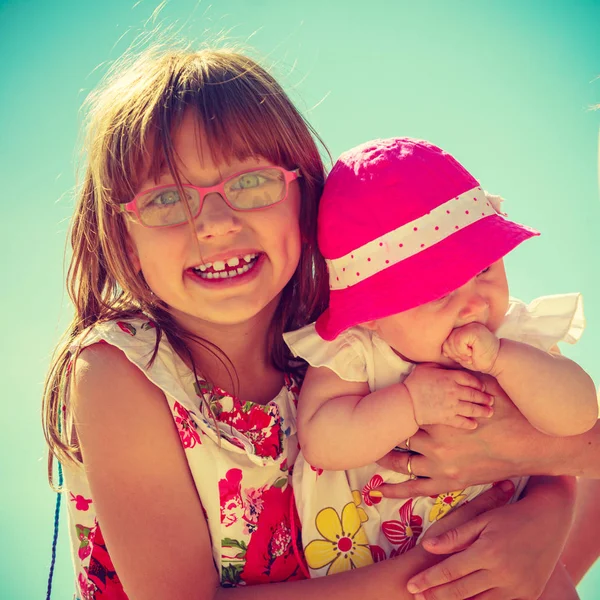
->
[304, 502, 374, 575]
[351, 490, 368, 523]
[429, 490, 467, 522]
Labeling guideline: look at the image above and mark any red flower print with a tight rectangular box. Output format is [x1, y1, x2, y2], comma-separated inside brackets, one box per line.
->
[173, 401, 201, 449]
[382, 499, 423, 555]
[284, 373, 301, 399]
[86, 524, 128, 599]
[310, 464, 324, 476]
[78, 572, 96, 600]
[70, 492, 93, 511]
[116, 321, 136, 336]
[219, 468, 243, 527]
[362, 474, 384, 506]
[241, 485, 305, 585]
[213, 396, 283, 459]
[141, 320, 156, 330]
[76, 523, 95, 560]
[242, 485, 268, 535]
[370, 544, 387, 563]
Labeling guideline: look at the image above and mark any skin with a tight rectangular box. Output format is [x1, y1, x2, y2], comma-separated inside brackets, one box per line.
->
[366, 261, 508, 367]
[72, 113, 586, 598]
[75, 114, 519, 600]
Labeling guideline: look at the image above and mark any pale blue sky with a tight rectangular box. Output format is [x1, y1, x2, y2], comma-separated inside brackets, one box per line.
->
[0, 1, 598, 597]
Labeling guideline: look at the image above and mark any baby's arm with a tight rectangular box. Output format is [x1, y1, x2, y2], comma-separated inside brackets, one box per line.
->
[298, 364, 492, 470]
[443, 323, 597, 436]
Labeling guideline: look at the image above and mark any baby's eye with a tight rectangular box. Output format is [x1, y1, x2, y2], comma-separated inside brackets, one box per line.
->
[432, 293, 450, 305]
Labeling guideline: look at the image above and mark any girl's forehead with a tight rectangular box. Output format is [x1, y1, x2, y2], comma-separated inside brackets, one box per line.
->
[143, 111, 273, 185]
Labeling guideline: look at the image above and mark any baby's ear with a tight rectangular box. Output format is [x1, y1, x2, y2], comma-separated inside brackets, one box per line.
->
[361, 320, 378, 331]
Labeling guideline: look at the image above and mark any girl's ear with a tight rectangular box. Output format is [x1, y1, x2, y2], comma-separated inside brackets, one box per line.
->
[361, 320, 378, 331]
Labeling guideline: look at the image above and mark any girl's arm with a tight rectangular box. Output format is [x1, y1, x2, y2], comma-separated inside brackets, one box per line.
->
[73, 343, 513, 600]
[443, 324, 597, 436]
[298, 364, 492, 470]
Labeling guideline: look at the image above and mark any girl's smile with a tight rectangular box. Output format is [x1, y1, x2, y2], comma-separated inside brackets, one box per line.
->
[126, 111, 302, 328]
[186, 251, 264, 285]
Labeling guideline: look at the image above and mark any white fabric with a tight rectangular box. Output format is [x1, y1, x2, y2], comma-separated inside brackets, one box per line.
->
[284, 293, 584, 577]
[62, 317, 302, 594]
[327, 186, 500, 290]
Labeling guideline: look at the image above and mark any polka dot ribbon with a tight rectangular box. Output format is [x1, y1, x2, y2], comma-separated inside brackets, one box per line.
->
[327, 186, 503, 291]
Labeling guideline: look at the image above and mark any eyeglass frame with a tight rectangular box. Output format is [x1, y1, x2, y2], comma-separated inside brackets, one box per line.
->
[119, 166, 302, 228]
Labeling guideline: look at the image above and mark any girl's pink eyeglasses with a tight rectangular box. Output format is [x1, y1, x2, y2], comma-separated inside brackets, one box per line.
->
[120, 167, 301, 228]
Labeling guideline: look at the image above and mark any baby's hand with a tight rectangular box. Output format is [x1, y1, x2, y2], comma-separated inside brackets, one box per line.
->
[404, 364, 493, 429]
[442, 323, 500, 374]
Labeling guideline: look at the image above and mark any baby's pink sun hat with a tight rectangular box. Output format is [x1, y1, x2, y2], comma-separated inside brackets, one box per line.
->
[315, 138, 539, 341]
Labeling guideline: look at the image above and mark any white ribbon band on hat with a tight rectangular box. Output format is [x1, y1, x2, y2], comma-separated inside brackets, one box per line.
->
[327, 186, 504, 291]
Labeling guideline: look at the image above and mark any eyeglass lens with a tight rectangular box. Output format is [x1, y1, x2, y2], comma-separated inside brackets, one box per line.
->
[136, 168, 288, 227]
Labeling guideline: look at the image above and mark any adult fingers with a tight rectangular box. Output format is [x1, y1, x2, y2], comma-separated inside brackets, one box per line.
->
[422, 481, 514, 554]
[456, 401, 493, 419]
[413, 572, 494, 600]
[378, 477, 449, 499]
[408, 559, 490, 598]
[375, 451, 428, 477]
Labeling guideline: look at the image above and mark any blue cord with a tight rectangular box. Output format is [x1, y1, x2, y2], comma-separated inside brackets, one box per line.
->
[45, 460, 63, 600]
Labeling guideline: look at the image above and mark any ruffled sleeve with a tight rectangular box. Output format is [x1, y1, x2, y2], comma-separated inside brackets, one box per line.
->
[496, 293, 585, 352]
[283, 323, 369, 383]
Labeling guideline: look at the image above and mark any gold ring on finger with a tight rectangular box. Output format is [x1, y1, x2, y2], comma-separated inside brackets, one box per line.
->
[404, 437, 411, 451]
[407, 454, 417, 480]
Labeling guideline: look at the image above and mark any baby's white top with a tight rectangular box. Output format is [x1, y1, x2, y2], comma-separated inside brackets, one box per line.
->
[284, 294, 585, 391]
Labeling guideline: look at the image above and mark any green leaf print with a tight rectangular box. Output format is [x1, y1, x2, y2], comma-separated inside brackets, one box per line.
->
[141, 320, 156, 331]
[117, 321, 136, 336]
[272, 477, 288, 489]
[221, 563, 245, 587]
[222, 538, 248, 552]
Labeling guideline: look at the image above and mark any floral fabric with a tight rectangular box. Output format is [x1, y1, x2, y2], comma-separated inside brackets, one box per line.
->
[62, 317, 305, 599]
[289, 294, 585, 577]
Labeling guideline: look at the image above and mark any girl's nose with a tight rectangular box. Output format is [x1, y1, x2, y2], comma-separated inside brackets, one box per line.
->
[195, 192, 242, 239]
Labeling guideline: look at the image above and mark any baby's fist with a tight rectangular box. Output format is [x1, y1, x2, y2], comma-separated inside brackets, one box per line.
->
[443, 323, 500, 374]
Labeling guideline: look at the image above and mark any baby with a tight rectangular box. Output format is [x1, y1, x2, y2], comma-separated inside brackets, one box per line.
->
[284, 138, 597, 576]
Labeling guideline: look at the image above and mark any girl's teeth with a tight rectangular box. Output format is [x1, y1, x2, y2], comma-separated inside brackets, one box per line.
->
[243, 254, 254, 263]
[227, 257, 240, 267]
[198, 264, 207, 272]
[213, 260, 226, 272]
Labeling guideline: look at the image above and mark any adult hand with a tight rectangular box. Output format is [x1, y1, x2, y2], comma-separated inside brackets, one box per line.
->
[406, 476, 574, 600]
[378, 375, 552, 498]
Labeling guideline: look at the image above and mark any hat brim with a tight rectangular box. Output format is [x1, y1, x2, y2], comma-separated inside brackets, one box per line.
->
[315, 214, 539, 341]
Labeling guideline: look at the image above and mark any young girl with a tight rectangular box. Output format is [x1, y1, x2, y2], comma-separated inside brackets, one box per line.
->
[43, 48, 578, 600]
[284, 137, 597, 576]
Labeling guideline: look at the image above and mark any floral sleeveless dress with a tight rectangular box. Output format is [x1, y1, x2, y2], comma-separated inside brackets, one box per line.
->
[61, 317, 307, 599]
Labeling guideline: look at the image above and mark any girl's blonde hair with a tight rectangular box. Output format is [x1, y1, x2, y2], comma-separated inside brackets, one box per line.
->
[43, 46, 329, 485]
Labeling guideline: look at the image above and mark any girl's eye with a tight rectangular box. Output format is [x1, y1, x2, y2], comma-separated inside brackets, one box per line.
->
[478, 266, 491, 276]
[231, 173, 268, 190]
[151, 188, 182, 206]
